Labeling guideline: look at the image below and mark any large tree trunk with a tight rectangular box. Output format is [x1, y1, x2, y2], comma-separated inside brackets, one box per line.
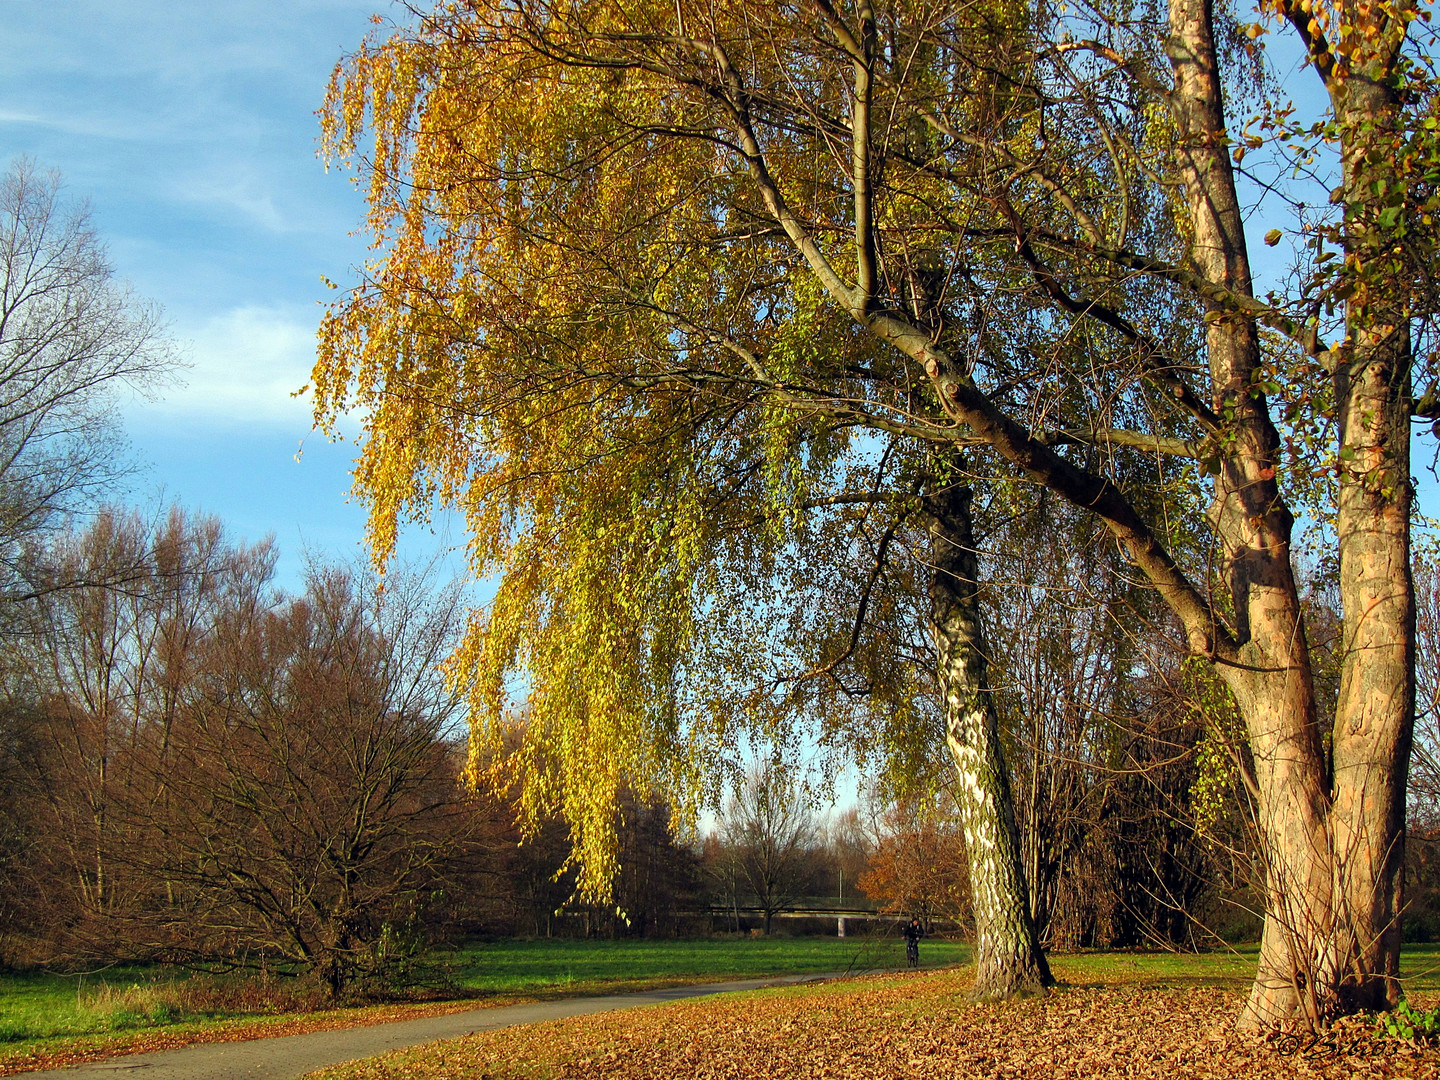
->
[1166, 0, 1414, 1027]
[926, 481, 1052, 999]
[1325, 53, 1414, 1016]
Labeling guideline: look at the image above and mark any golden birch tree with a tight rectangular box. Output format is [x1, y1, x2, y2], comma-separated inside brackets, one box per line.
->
[315, 0, 1440, 1025]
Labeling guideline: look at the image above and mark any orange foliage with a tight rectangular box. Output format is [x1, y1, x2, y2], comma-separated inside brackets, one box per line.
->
[857, 806, 970, 932]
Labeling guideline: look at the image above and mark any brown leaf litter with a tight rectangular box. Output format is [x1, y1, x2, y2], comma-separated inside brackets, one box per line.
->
[308, 967, 1440, 1080]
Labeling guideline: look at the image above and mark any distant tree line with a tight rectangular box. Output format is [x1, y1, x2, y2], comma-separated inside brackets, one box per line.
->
[0, 503, 1306, 996]
[0, 516, 1238, 993]
[0, 508, 475, 994]
[9, 502, 1439, 999]
[0, 508, 716, 991]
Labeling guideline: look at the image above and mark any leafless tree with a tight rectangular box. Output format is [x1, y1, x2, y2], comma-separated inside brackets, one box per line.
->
[0, 159, 177, 604]
[137, 559, 471, 996]
[1411, 556, 1440, 831]
[0, 509, 478, 993]
[0, 506, 274, 962]
[717, 766, 817, 934]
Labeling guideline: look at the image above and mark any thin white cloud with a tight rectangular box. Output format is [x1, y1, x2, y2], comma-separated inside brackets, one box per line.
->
[0, 108, 44, 126]
[173, 175, 291, 234]
[0, 104, 164, 142]
[137, 305, 319, 427]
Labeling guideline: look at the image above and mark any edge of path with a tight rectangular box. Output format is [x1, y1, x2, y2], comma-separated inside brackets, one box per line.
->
[1, 967, 897, 1080]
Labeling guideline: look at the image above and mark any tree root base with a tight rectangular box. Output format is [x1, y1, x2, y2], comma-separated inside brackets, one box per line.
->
[969, 969, 1056, 1003]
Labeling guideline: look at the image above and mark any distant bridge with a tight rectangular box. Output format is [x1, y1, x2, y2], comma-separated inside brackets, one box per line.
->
[700, 903, 898, 936]
[705, 905, 883, 919]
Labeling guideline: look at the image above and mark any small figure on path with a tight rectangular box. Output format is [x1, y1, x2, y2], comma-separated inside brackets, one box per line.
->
[902, 916, 924, 968]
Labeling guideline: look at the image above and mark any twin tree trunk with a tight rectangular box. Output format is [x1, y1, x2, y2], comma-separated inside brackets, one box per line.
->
[1168, 0, 1412, 1027]
[926, 481, 1053, 999]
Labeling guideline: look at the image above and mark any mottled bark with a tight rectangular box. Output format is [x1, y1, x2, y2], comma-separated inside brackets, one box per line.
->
[927, 481, 1052, 999]
[1325, 56, 1414, 1015]
[1166, 0, 1414, 1027]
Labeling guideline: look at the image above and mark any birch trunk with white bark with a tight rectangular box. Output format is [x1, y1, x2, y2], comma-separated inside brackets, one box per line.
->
[927, 481, 1053, 999]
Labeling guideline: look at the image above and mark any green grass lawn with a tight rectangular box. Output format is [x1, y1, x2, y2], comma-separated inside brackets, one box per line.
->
[1401, 943, 1440, 992]
[445, 933, 971, 994]
[0, 965, 200, 1041]
[0, 935, 967, 1047]
[0, 964, 308, 1043]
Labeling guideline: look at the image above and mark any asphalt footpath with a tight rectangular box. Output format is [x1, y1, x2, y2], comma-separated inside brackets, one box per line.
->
[20, 972, 844, 1080]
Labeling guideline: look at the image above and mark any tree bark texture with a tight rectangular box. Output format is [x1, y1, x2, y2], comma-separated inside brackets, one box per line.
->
[1326, 49, 1414, 1018]
[1167, 0, 1412, 1027]
[927, 481, 1053, 999]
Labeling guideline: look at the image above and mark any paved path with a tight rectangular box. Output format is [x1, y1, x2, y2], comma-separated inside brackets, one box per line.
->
[23, 973, 844, 1080]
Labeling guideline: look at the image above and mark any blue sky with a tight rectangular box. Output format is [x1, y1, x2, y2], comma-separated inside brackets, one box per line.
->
[0, 0, 456, 589]
[0, 0, 1433, 593]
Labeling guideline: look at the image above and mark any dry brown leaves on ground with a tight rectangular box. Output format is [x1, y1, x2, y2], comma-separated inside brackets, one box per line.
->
[311, 968, 1440, 1080]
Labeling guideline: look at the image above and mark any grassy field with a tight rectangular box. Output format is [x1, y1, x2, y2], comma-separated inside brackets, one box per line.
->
[445, 934, 970, 993]
[0, 964, 359, 1043]
[0, 935, 968, 1047]
[0, 968, 181, 1042]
